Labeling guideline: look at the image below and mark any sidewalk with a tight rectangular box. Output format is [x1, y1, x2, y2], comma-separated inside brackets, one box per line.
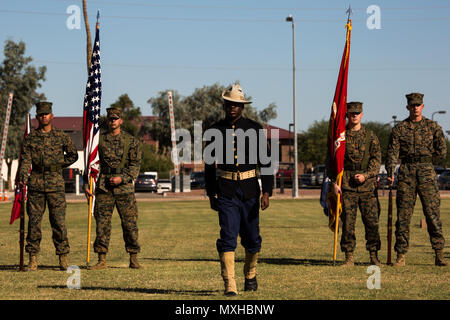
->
[1, 188, 449, 204]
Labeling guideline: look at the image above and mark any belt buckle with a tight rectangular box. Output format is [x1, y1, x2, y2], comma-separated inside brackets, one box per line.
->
[236, 171, 240, 181]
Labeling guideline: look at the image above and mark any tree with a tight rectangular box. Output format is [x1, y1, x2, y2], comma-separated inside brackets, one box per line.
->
[140, 144, 173, 175]
[363, 121, 392, 164]
[297, 119, 394, 167]
[147, 82, 278, 152]
[82, 0, 92, 73]
[146, 89, 184, 152]
[297, 120, 329, 166]
[106, 94, 173, 173]
[444, 138, 450, 168]
[109, 93, 142, 136]
[0, 40, 46, 189]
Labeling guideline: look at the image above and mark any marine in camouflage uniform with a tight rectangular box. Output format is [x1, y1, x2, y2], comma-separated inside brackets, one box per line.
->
[329, 102, 382, 266]
[19, 101, 79, 271]
[386, 92, 448, 266]
[85, 106, 142, 270]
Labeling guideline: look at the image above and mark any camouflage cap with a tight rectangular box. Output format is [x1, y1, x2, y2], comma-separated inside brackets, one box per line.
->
[406, 92, 424, 105]
[106, 107, 122, 119]
[347, 101, 363, 113]
[36, 101, 52, 114]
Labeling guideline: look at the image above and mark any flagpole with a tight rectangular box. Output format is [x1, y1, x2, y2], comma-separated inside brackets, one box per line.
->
[333, 174, 343, 265]
[19, 185, 26, 271]
[86, 176, 93, 266]
[332, 7, 352, 266]
[86, 11, 98, 266]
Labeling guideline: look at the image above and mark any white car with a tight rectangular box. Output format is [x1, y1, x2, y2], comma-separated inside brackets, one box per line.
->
[157, 179, 171, 194]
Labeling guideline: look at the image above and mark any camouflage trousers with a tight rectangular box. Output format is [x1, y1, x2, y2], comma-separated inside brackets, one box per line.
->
[395, 164, 445, 254]
[340, 190, 381, 253]
[93, 191, 140, 254]
[26, 191, 70, 255]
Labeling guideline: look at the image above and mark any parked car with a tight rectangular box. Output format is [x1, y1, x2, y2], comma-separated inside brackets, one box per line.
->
[434, 167, 447, 180]
[438, 170, 450, 190]
[276, 163, 293, 186]
[313, 164, 326, 186]
[299, 171, 316, 187]
[377, 172, 398, 189]
[63, 168, 81, 193]
[135, 173, 157, 192]
[190, 171, 205, 189]
[157, 179, 172, 193]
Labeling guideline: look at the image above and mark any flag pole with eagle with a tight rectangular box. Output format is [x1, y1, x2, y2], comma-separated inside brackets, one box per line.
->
[327, 9, 352, 265]
[83, 11, 101, 266]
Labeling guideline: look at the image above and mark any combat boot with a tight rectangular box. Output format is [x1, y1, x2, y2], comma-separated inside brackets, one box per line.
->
[342, 251, 354, 267]
[243, 250, 258, 291]
[59, 254, 69, 271]
[88, 253, 107, 270]
[219, 251, 238, 296]
[129, 253, 141, 269]
[27, 253, 38, 271]
[435, 249, 449, 267]
[394, 253, 406, 267]
[369, 251, 381, 266]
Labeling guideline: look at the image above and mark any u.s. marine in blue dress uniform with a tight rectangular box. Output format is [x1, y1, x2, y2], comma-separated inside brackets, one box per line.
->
[205, 84, 274, 296]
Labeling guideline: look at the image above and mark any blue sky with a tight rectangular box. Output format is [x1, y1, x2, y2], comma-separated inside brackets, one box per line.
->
[1, 0, 449, 134]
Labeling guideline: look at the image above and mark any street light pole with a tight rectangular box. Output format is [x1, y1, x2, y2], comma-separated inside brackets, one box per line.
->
[392, 115, 397, 126]
[431, 110, 446, 121]
[286, 15, 298, 198]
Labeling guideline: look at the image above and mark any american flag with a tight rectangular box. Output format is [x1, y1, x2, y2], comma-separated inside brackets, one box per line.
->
[83, 22, 101, 197]
[10, 114, 31, 224]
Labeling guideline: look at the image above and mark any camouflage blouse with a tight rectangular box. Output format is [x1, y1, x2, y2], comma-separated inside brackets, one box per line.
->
[328, 125, 381, 193]
[386, 117, 447, 176]
[341, 125, 381, 192]
[94, 130, 142, 194]
[19, 127, 78, 192]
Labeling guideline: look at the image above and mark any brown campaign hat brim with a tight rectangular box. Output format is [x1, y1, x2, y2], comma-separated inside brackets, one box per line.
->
[222, 96, 252, 104]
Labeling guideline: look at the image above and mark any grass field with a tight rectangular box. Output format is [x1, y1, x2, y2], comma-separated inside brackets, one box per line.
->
[0, 197, 449, 300]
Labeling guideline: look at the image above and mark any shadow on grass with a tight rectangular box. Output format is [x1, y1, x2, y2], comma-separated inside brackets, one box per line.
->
[143, 257, 343, 266]
[260, 258, 340, 266]
[0, 265, 62, 271]
[37, 285, 216, 296]
[143, 257, 217, 263]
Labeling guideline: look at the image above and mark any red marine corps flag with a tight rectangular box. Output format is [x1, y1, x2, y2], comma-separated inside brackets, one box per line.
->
[10, 113, 31, 225]
[327, 13, 352, 264]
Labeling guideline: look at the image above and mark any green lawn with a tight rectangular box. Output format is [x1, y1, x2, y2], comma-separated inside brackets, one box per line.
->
[0, 197, 449, 300]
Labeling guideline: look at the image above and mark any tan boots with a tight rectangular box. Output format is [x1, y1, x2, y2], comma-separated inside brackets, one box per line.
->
[129, 253, 141, 269]
[369, 251, 381, 266]
[219, 250, 260, 296]
[435, 249, 449, 266]
[59, 254, 69, 271]
[28, 253, 38, 271]
[393, 250, 448, 267]
[394, 253, 406, 267]
[219, 252, 238, 296]
[89, 253, 107, 270]
[28, 253, 69, 271]
[343, 251, 354, 267]
[88, 253, 142, 270]
[244, 250, 258, 291]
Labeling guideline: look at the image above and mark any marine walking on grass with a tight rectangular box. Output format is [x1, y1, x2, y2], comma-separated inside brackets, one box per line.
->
[19, 101, 79, 271]
[84, 106, 142, 270]
[205, 84, 274, 296]
[386, 92, 448, 267]
[329, 102, 382, 266]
